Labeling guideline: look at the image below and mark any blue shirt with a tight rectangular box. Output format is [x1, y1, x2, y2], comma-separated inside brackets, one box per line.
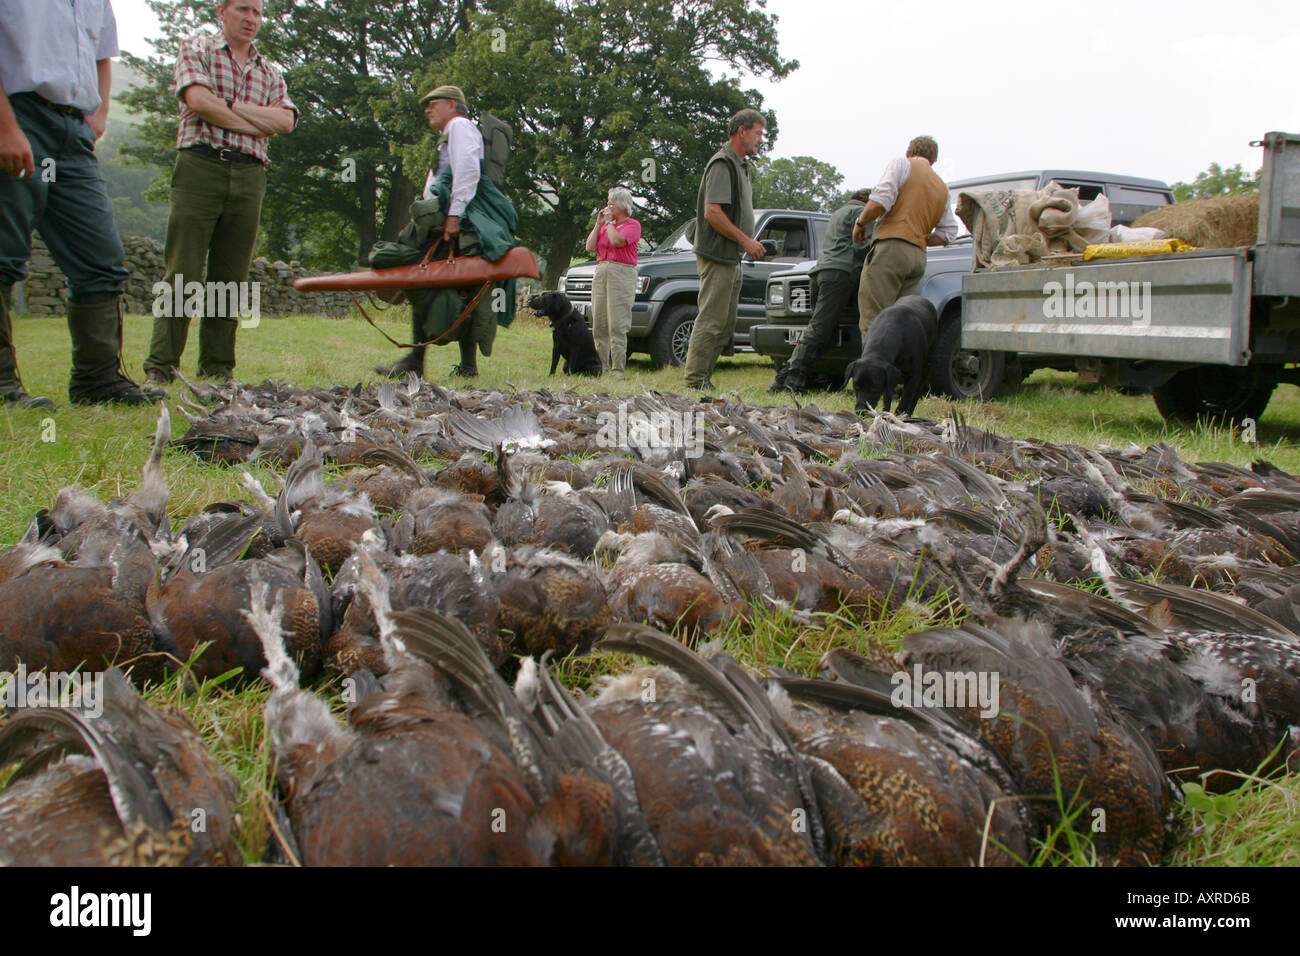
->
[0, 0, 119, 113]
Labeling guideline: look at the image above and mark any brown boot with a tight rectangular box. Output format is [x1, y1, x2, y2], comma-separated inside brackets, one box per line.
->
[0, 291, 54, 409]
[67, 296, 164, 405]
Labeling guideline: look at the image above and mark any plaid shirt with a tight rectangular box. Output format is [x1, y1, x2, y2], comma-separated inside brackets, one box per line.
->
[173, 33, 298, 164]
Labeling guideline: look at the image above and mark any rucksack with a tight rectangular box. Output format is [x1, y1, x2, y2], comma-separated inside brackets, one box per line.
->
[478, 112, 512, 190]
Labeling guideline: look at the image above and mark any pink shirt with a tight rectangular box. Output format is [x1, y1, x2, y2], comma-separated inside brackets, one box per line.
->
[598, 218, 641, 265]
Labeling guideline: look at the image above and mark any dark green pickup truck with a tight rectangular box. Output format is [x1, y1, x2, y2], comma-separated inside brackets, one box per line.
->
[559, 208, 831, 368]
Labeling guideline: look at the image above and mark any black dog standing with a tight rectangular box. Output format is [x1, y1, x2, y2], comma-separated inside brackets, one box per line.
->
[843, 295, 938, 416]
[529, 292, 603, 376]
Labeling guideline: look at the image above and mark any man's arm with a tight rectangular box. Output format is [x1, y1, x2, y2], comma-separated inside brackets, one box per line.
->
[928, 199, 959, 246]
[704, 203, 765, 259]
[182, 85, 266, 137]
[443, 118, 482, 242]
[854, 157, 912, 243]
[231, 101, 295, 136]
[0, 77, 36, 178]
[85, 58, 112, 140]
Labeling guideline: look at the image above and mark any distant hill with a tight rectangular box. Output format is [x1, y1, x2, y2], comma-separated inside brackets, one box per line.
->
[111, 61, 148, 98]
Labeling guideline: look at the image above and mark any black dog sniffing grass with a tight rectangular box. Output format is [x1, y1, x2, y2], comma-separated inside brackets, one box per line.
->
[843, 295, 938, 416]
[528, 291, 603, 377]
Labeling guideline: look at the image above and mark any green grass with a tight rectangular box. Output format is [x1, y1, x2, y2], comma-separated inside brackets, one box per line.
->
[2, 309, 1298, 865]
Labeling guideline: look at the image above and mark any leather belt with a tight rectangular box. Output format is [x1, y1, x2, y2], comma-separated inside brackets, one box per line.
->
[184, 143, 262, 165]
[32, 93, 84, 117]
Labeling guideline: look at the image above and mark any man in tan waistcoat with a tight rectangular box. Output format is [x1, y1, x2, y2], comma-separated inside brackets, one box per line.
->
[851, 136, 959, 335]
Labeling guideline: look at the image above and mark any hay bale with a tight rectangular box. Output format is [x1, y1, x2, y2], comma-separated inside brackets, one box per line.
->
[1134, 194, 1259, 249]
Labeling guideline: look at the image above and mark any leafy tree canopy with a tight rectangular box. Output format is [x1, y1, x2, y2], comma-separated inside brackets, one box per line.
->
[1172, 162, 1262, 203]
[752, 155, 844, 212]
[118, 0, 796, 281]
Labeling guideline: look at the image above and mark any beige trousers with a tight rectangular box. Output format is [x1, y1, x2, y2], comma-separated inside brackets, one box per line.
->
[857, 238, 927, 336]
[591, 259, 637, 373]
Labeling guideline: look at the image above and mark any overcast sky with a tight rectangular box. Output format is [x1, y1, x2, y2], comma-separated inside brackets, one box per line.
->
[110, 0, 1295, 188]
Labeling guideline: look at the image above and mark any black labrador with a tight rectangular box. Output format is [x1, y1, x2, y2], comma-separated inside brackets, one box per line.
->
[843, 295, 938, 417]
[529, 291, 603, 377]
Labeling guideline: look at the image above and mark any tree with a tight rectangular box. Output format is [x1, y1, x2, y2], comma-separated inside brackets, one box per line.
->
[97, 118, 170, 242]
[1172, 162, 1262, 203]
[751, 156, 843, 212]
[440, 0, 796, 286]
[119, 0, 473, 269]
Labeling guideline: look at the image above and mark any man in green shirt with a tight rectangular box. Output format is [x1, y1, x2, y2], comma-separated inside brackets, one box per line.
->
[769, 189, 873, 394]
[682, 108, 767, 392]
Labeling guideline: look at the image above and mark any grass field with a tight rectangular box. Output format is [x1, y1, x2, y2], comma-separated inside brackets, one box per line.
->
[2, 308, 1297, 866]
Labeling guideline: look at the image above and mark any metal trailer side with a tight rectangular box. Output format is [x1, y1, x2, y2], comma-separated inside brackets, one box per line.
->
[959, 131, 1300, 422]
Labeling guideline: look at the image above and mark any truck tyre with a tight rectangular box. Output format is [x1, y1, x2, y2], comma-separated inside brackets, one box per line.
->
[1153, 366, 1277, 425]
[647, 304, 696, 369]
[930, 313, 1005, 400]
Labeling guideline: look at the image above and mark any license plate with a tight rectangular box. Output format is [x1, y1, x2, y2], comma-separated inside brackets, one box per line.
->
[572, 302, 588, 316]
[785, 327, 805, 345]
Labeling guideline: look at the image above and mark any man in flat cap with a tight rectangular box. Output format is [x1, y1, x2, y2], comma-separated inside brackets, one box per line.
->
[375, 84, 518, 380]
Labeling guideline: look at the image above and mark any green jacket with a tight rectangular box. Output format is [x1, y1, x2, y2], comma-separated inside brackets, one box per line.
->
[367, 162, 521, 351]
[816, 200, 873, 275]
[693, 144, 755, 265]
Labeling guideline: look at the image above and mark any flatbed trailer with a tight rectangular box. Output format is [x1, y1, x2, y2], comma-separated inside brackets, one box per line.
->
[961, 131, 1300, 423]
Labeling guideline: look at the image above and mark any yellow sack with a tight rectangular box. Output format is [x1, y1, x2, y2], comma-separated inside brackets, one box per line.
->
[1083, 239, 1198, 260]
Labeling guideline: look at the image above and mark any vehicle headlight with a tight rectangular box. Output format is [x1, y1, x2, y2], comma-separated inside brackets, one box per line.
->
[558, 276, 567, 292]
[768, 283, 785, 306]
[636, 276, 650, 294]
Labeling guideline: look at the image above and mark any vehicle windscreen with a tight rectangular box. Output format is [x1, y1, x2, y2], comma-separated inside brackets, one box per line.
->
[654, 220, 695, 253]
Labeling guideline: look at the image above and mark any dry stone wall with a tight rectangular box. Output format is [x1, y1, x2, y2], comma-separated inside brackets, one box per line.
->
[11, 233, 352, 318]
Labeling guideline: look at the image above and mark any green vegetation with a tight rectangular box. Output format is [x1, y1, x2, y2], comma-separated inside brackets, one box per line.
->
[2, 312, 1297, 865]
[1171, 161, 1263, 203]
[120, 0, 796, 281]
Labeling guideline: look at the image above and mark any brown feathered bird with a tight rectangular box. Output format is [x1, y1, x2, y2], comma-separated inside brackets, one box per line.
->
[147, 515, 326, 682]
[254, 565, 617, 866]
[1, 408, 173, 682]
[0, 669, 240, 865]
[575, 625, 826, 866]
[771, 673, 1029, 866]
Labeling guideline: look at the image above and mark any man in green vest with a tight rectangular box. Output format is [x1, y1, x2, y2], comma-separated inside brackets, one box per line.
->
[769, 188, 873, 394]
[852, 135, 959, 336]
[682, 108, 767, 392]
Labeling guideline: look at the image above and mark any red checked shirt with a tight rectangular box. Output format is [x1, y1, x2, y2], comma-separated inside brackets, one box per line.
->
[173, 32, 298, 164]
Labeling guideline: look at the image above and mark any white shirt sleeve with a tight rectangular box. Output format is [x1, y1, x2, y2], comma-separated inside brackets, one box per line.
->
[97, 0, 120, 60]
[934, 193, 960, 243]
[445, 115, 484, 217]
[870, 157, 914, 213]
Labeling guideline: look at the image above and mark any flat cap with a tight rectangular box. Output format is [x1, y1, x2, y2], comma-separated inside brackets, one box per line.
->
[419, 85, 468, 108]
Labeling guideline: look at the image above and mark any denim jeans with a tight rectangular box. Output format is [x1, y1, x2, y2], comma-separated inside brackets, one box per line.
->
[0, 93, 128, 304]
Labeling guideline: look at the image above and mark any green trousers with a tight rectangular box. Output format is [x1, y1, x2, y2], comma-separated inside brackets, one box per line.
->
[683, 255, 741, 387]
[145, 149, 266, 379]
[856, 237, 927, 336]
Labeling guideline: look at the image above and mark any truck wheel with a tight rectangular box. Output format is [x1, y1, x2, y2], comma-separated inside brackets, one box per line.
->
[930, 315, 1005, 400]
[647, 304, 696, 369]
[1153, 366, 1277, 425]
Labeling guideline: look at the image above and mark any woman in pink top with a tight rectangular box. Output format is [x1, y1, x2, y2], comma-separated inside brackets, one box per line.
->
[585, 186, 641, 377]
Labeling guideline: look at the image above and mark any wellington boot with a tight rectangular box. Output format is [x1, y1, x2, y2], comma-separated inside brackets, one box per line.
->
[0, 293, 54, 409]
[67, 297, 161, 406]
